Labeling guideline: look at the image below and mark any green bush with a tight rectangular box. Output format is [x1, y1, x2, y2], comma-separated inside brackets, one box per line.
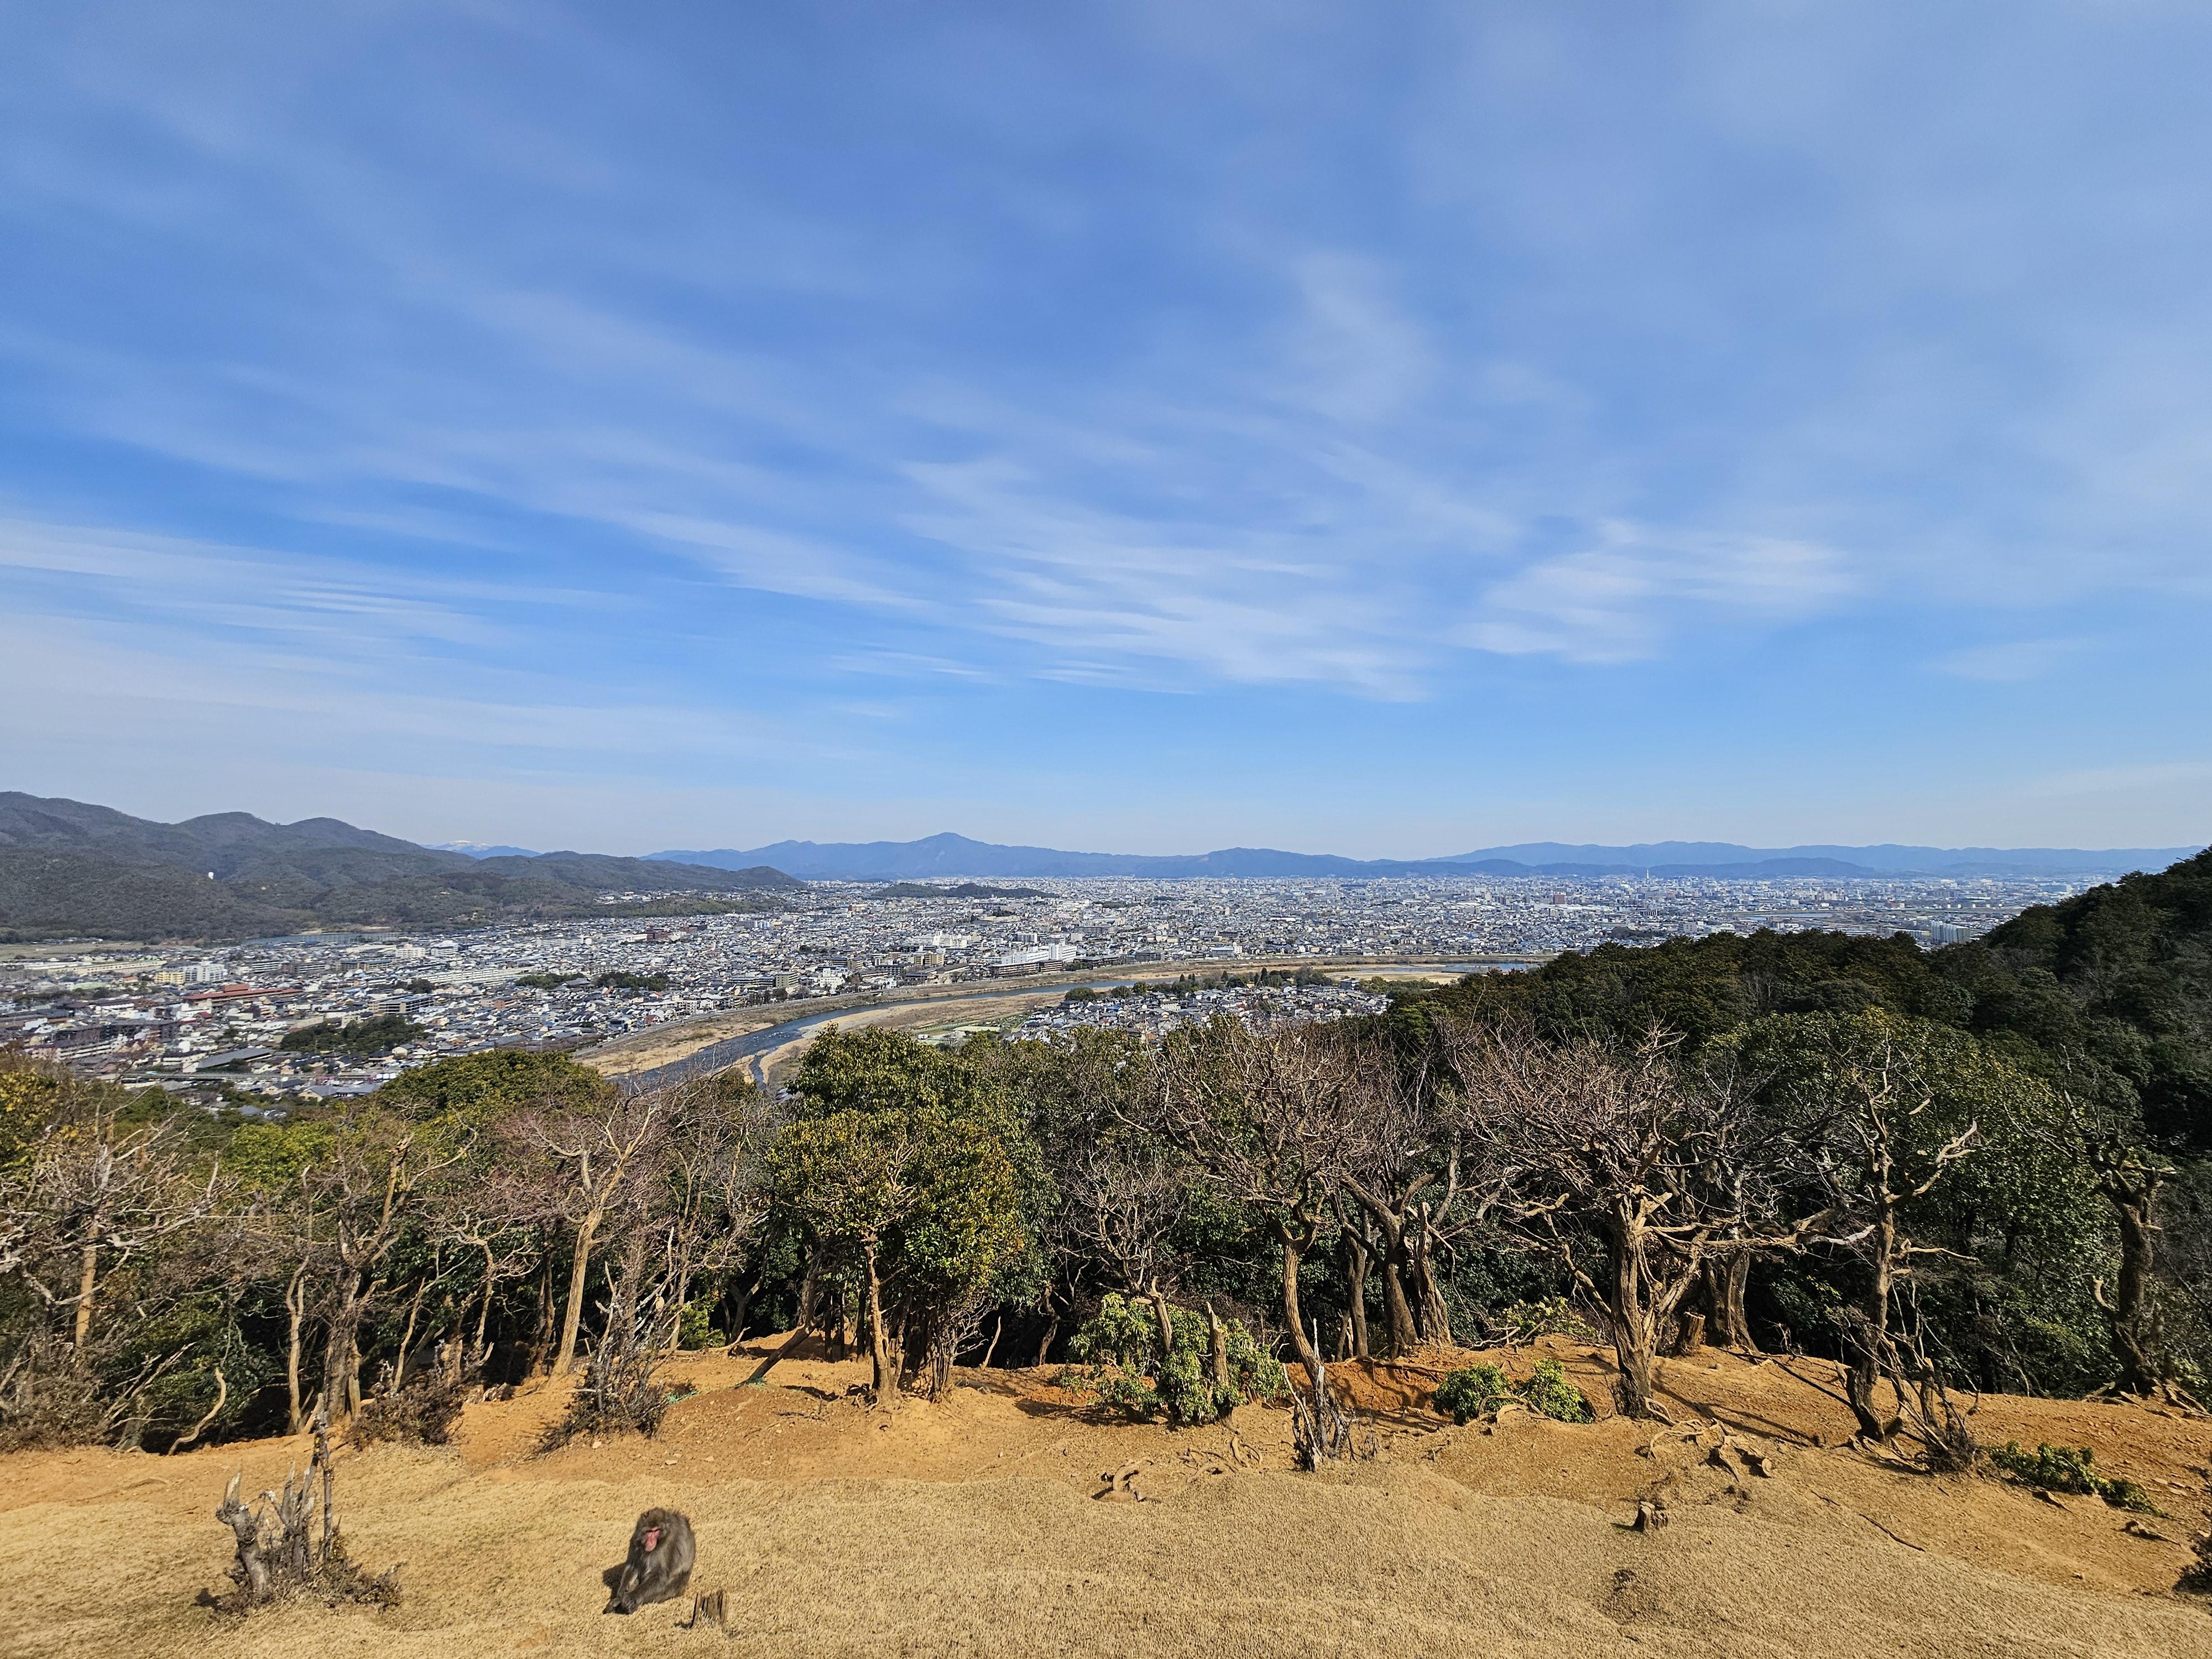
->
[279, 1013, 423, 1056]
[1433, 1363, 1511, 1424]
[594, 971, 670, 994]
[1431, 1355, 1592, 1425]
[1062, 1292, 1287, 1426]
[1520, 1356, 1593, 1423]
[1991, 1441, 2159, 1514]
[675, 1301, 726, 1350]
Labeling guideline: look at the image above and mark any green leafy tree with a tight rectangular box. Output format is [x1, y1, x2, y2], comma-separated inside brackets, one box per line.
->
[770, 1028, 1032, 1402]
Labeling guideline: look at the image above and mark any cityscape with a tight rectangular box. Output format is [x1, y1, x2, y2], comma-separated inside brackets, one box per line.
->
[3, 869, 2086, 1108]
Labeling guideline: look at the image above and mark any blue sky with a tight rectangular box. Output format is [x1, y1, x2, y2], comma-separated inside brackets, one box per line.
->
[3, 2, 2209, 858]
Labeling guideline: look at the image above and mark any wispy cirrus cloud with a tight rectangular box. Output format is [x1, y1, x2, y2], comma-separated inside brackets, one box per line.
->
[1464, 529, 1856, 664]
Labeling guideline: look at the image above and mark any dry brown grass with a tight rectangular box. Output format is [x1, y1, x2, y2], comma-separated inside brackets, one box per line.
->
[4, 1340, 2210, 1658]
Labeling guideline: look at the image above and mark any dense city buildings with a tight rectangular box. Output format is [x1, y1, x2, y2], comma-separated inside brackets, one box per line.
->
[1, 872, 2083, 1107]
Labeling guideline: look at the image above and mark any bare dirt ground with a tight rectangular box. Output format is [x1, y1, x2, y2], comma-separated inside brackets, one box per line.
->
[4, 1338, 2209, 1659]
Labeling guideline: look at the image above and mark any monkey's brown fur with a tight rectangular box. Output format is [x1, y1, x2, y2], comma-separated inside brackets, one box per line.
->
[604, 1507, 694, 1614]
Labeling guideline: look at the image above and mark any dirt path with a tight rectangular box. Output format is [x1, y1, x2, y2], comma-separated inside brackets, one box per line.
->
[4, 1342, 2208, 1658]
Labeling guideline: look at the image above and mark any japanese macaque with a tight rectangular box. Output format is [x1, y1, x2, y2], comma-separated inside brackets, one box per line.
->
[605, 1507, 695, 1614]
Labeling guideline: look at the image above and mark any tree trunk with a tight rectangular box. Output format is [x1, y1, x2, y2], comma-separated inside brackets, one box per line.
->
[2103, 1189, 2162, 1395]
[321, 1277, 367, 1425]
[555, 1210, 602, 1376]
[1034, 1313, 1060, 1368]
[1845, 1208, 1900, 1442]
[1702, 1253, 1758, 1352]
[73, 1234, 100, 1350]
[284, 1262, 310, 1436]
[390, 1277, 430, 1391]
[1608, 1220, 1660, 1419]
[1344, 1188, 1417, 1355]
[1411, 1209, 1452, 1344]
[1205, 1302, 1229, 1389]
[724, 1264, 761, 1348]
[923, 1317, 958, 1398]
[1380, 1250, 1420, 1353]
[863, 1243, 899, 1404]
[1276, 1218, 1322, 1386]
[1341, 1224, 1371, 1361]
[525, 1239, 557, 1376]
[474, 1240, 498, 1355]
[743, 1251, 821, 1385]
[1147, 1286, 1177, 1363]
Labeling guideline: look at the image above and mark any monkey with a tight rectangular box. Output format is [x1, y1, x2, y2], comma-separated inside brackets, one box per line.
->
[605, 1507, 695, 1614]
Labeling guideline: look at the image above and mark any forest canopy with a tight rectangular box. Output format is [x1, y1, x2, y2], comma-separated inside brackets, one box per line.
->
[1, 847, 2206, 1458]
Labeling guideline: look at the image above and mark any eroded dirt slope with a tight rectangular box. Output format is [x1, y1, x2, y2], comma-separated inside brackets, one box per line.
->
[3, 1339, 2208, 1658]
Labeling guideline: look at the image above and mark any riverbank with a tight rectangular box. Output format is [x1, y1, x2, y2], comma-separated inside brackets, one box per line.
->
[578, 953, 1522, 1084]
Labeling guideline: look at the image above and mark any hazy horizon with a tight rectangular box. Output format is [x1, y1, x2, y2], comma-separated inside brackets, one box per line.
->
[4, 4, 2210, 857]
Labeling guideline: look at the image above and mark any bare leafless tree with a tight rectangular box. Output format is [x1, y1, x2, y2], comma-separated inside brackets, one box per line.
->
[1799, 1036, 1983, 1445]
[1444, 1020, 1803, 1419]
[0, 1106, 217, 1350]
[1338, 1038, 1483, 1354]
[298, 1107, 469, 1422]
[1150, 1018, 1355, 1385]
[507, 1087, 672, 1376]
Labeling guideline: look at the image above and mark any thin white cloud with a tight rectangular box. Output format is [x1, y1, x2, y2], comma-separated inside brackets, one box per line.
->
[1933, 638, 2089, 683]
[1461, 527, 1854, 663]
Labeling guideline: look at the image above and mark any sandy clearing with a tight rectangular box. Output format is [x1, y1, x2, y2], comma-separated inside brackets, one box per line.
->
[3, 1342, 2208, 1659]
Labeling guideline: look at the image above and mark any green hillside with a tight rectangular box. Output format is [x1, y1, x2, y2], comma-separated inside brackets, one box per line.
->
[0, 792, 797, 942]
[1407, 843, 2212, 1147]
[1954, 846, 2212, 1145]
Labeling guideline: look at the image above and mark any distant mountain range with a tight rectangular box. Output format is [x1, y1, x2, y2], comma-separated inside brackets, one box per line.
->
[0, 794, 796, 943]
[6, 792, 2195, 943]
[430, 841, 541, 859]
[650, 831, 2201, 883]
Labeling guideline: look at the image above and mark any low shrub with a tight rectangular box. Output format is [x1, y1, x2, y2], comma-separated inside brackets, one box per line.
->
[205, 1415, 400, 1615]
[1062, 1292, 1287, 1426]
[1431, 1354, 1592, 1425]
[1990, 1442, 2159, 1514]
[675, 1301, 726, 1350]
[1433, 1363, 1510, 1424]
[347, 1370, 468, 1448]
[1520, 1357, 1593, 1423]
[540, 1344, 686, 1450]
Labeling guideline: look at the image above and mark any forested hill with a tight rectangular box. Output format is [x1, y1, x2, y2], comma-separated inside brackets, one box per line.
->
[0, 792, 796, 942]
[1959, 845, 2212, 1144]
[1407, 844, 2212, 1148]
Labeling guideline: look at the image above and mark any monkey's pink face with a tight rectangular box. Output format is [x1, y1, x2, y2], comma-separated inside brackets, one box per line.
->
[642, 1528, 661, 1552]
